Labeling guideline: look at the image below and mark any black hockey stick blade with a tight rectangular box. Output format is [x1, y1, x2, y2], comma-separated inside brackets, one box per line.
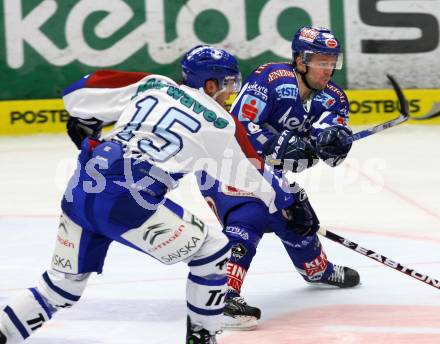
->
[319, 227, 440, 291]
[410, 102, 440, 120]
[343, 74, 410, 145]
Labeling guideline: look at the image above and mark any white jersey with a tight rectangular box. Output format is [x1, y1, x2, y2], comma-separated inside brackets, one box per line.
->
[63, 71, 293, 213]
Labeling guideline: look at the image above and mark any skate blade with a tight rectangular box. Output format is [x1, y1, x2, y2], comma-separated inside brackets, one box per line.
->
[305, 280, 362, 289]
[221, 315, 258, 331]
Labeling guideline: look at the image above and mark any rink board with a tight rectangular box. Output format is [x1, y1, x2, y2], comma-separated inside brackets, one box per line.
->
[1, 89, 439, 135]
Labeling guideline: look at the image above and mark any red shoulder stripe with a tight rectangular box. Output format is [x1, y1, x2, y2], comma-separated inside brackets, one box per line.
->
[231, 114, 264, 171]
[85, 70, 150, 88]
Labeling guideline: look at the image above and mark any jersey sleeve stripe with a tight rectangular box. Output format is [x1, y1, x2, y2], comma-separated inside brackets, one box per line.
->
[85, 70, 150, 88]
[63, 70, 150, 96]
[231, 114, 264, 171]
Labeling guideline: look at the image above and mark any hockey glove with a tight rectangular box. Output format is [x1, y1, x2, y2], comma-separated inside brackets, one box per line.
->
[67, 116, 103, 149]
[316, 126, 352, 167]
[282, 182, 319, 236]
[263, 130, 318, 173]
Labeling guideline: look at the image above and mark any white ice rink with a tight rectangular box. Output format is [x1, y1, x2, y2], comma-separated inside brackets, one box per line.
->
[1, 125, 440, 343]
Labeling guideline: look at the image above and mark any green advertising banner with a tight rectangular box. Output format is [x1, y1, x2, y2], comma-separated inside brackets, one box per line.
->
[0, 0, 439, 100]
[0, 0, 347, 100]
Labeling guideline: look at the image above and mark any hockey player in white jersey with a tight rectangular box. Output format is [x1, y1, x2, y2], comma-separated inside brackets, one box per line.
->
[0, 46, 319, 344]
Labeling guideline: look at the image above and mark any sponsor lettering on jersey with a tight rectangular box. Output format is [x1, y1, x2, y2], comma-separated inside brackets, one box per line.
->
[206, 289, 227, 307]
[278, 106, 312, 131]
[304, 250, 328, 281]
[221, 184, 256, 197]
[225, 226, 249, 240]
[267, 69, 295, 83]
[238, 94, 266, 122]
[147, 224, 185, 253]
[52, 254, 73, 270]
[315, 92, 336, 109]
[57, 235, 75, 249]
[134, 78, 229, 129]
[227, 262, 247, 293]
[326, 84, 347, 103]
[275, 83, 298, 100]
[191, 214, 205, 232]
[254, 62, 278, 75]
[161, 236, 201, 263]
[247, 81, 269, 101]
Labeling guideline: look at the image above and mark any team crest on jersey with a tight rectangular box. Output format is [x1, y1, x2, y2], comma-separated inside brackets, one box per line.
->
[231, 243, 247, 260]
[275, 83, 298, 100]
[315, 92, 336, 109]
[238, 94, 266, 122]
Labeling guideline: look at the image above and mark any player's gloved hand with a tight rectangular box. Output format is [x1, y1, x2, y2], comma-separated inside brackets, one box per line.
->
[316, 126, 352, 167]
[67, 116, 103, 149]
[282, 182, 319, 236]
[263, 130, 318, 173]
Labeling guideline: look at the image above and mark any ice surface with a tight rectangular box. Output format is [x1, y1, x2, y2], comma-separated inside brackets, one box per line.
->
[1, 126, 439, 343]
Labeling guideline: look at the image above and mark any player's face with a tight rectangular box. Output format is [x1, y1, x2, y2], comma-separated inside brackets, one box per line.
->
[304, 54, 338, 90]
[204, 76, 241, 110]
[216, 77, 241, 108]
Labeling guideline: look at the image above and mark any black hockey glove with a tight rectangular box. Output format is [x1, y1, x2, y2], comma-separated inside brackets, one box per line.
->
[282, 183, 319, 236]
[263, 130, 318, 173]
[316, 126, 352, 167]
[67, 116, 103, 149]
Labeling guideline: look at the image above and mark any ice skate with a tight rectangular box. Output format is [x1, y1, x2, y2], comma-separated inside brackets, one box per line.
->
[0, 329, 6, 344]
[186, 316, 218, 344]
[311, 264, 360, 288]
[222, 293, 261, 330]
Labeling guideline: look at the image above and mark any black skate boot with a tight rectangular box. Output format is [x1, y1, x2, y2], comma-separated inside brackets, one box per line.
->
[222, 294, 261, 330]
[0, 329, 6, 344]
[186, 316, 218, 344]
[313, 264, 360, 288]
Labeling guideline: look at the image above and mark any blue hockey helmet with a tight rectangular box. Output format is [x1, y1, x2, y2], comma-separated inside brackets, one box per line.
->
[291, 26, 343, 70]
[181, 45, 241, 92]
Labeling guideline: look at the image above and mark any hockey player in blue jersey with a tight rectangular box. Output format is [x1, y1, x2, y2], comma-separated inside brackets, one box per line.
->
[0, 47, 320, 344]
[197, 26, 360, 329]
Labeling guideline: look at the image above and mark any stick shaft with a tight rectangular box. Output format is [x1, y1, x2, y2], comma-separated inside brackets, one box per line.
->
[319, 227, 440, 290]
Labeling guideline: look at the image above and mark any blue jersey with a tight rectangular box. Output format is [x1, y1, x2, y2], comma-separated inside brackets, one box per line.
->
[231, 62, 350, 155]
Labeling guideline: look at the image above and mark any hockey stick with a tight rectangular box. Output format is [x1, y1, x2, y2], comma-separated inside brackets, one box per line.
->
[409, 102, 440, 121]
[318, 227, 440, 291]
[341, 74, 410, 145]
[267, 75, 409, 167]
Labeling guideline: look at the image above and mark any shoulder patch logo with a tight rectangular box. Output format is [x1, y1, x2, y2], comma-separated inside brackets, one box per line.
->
[238, 94, 267, 122]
